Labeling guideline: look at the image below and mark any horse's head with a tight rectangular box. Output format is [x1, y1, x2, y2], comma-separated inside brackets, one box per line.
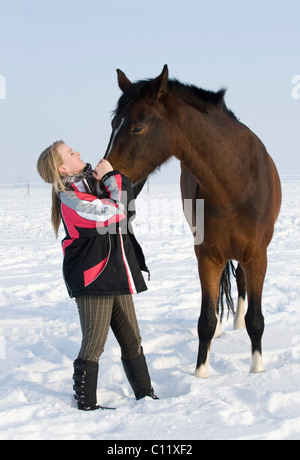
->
[104, 65, 175, 184]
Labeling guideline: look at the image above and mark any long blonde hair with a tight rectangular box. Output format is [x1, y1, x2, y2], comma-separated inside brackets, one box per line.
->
[37, 140, 66, 238]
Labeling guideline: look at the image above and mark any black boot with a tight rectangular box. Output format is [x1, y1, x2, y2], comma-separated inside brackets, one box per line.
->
[73, 359, 101, 411]
[121, 349, 159, 400]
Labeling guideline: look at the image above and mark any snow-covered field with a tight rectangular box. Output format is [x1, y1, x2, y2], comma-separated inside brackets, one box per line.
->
[0, 178, 300, 440]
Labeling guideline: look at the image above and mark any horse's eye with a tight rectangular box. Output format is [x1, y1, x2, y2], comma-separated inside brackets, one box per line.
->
[131, 126, 145, 135]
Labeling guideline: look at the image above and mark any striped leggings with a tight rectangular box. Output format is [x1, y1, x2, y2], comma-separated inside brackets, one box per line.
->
[75, 294, 142, 363]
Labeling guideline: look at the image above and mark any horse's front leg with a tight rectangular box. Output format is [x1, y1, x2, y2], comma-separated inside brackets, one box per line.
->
[194, 247, 224, 378]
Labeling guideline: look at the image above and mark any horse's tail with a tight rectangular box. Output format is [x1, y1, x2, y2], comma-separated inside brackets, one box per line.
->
[218, 261, 236, 322]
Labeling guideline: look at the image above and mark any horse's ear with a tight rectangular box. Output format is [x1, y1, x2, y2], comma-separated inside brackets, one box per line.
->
[117, 69, 132, 92]
[148, 65, 169, 100]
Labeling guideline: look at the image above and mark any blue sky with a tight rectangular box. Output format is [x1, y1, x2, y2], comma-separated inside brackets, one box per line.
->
[0, 0, 299, 184]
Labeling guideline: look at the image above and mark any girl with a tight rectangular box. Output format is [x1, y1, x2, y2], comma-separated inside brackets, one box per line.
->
[37, 140, 158, 411]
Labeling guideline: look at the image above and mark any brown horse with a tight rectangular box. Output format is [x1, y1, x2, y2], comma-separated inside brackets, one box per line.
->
[104, 65, 282, 378]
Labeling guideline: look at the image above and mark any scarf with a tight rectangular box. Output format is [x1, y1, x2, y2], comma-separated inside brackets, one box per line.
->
[65, 163, 103, 198]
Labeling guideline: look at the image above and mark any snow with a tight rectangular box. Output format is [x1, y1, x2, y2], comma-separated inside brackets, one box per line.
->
[0, 179, 300, 440]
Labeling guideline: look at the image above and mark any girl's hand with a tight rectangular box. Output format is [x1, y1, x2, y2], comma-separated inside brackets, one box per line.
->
[93, 159, 113, 180]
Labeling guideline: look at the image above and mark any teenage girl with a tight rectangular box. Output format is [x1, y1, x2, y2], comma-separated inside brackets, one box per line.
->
[37, 140, 158, 410]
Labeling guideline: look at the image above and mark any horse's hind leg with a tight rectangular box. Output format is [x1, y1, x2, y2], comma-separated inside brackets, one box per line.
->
[194, 247, 224, 378]
[243, 252, 267, 373]
[234, 263, 246, 330]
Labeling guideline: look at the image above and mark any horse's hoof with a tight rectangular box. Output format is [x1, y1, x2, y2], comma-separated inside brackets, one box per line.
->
[194, 366, 210, 379]
[250, 351, 264, 373]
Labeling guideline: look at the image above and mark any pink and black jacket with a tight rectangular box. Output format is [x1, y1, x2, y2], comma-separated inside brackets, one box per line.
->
[59, 169, 148, 298]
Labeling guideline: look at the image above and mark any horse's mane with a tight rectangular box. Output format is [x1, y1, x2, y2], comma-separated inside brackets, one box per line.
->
[114, 77, 237, 120]
[167, 79, 238, 120]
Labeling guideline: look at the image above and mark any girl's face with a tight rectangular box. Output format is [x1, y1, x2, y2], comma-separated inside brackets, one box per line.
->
[57, 143, 86, 176]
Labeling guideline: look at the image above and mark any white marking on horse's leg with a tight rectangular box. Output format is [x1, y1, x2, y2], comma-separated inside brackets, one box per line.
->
[250, 350, 264, 373]
[213, 314, 222, 338]
[194, 351, 210, 378]
[234, 296, 246, 330]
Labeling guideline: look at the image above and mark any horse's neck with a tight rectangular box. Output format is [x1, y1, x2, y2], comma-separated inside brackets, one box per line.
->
[175, 106, 233, 205]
